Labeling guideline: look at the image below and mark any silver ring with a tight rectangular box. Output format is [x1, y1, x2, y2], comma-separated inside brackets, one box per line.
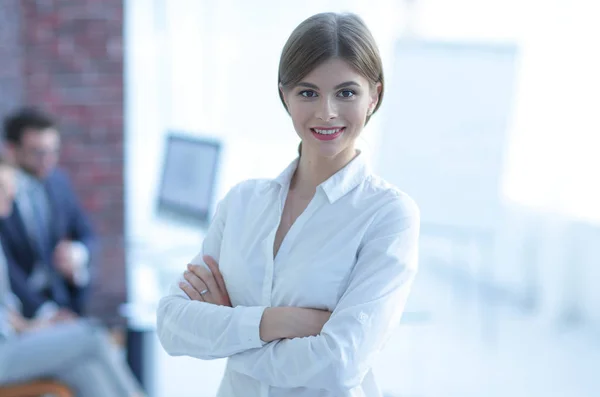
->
[199, 289, 209, 295]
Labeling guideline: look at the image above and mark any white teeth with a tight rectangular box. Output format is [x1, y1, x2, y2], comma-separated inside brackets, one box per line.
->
[314, 128, 342, 135]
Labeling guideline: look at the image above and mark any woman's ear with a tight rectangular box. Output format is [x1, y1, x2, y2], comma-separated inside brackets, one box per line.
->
[279, 83, 290, 109]
[369, 82, 382, 113]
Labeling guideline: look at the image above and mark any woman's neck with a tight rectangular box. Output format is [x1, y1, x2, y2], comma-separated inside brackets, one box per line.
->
[291, 146, 358, 197]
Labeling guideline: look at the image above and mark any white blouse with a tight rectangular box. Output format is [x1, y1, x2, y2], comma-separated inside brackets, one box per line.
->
[157, 153, 420, 397]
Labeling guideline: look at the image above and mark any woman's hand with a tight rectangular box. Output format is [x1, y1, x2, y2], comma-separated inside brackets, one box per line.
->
[180, 255, 232, 307]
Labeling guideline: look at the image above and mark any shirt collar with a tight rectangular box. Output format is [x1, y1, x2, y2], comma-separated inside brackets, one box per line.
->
[273, 151, 371, 204]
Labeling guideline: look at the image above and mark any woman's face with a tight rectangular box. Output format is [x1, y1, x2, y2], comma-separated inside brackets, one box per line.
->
[281, 58, 381, 159]
[0, 165, 16, 218]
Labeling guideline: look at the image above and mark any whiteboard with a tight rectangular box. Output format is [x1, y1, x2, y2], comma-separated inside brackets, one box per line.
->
[375, 40, 518, 230]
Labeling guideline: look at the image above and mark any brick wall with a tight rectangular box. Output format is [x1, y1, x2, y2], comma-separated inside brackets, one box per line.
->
[0, 0, 126, 321]
[0, 0, 24, 122]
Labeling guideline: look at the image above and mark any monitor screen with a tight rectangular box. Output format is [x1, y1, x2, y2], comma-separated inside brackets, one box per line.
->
[157, 133, 221, 226]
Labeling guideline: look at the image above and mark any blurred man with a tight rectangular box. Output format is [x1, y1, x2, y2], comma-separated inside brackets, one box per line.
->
[0, 156, 144, 397]
[0, 107, 96, 318]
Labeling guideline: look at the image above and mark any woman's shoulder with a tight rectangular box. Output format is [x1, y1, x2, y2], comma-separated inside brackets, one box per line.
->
[362, 174, 420, 220]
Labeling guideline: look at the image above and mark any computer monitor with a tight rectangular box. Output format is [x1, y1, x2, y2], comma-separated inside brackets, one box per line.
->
[156, 133, 221, 227]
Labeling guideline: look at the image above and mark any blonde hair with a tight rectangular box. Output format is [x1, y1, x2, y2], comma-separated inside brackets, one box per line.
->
[278, 12, 384, 126]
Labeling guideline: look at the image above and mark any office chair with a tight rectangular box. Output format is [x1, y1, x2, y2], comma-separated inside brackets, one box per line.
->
[0, 379, 73, 397]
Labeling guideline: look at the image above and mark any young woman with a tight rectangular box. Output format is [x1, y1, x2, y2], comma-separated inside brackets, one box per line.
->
[0, 157, 145, 397]
[157, 12, 420, 397]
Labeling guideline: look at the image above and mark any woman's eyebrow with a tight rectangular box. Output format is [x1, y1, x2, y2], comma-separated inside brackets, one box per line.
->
[296, 81, 361, 90]
[334, 81, 360, 89]
[296, 82, 319, 89]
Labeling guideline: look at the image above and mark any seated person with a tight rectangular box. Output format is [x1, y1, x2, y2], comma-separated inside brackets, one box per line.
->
[0, 107, 96, 318]
[0, 157, 144, 397]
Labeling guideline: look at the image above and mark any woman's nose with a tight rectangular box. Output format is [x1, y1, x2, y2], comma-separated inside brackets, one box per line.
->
[315, 98, 337, 121]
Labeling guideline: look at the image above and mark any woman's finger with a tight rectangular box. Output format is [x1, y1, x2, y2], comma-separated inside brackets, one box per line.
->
[188, 264, 220, 298]
[203, 256, 228, 297]
[179, 281, 204, 302]
[183, 269, 209, 295]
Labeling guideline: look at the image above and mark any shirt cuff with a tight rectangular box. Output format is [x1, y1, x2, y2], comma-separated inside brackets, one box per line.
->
[237, 305, 268, 348]
[70, 241, 90, 287]
[35, 301, 59, 319]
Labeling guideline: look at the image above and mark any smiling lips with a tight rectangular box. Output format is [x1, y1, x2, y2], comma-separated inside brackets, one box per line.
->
[310, 127, 345, 141]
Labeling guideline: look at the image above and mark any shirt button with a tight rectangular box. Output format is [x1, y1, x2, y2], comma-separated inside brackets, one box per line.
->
[358, 311, 369, 324]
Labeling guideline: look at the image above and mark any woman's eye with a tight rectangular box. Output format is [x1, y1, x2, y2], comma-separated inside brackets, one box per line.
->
[299, 90, 318, 98]
[338, 90, 355, 98]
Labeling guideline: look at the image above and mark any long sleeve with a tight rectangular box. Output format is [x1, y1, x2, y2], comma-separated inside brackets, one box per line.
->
[156, 186, 268, 360]
[61, 171, 96, 287]
[3, 247, 47, 317]
[50, 169, 96, 251]
[227, 199, 420, 392]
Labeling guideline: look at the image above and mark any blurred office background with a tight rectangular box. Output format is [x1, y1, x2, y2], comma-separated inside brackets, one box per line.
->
[1, 0, 599, 396]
